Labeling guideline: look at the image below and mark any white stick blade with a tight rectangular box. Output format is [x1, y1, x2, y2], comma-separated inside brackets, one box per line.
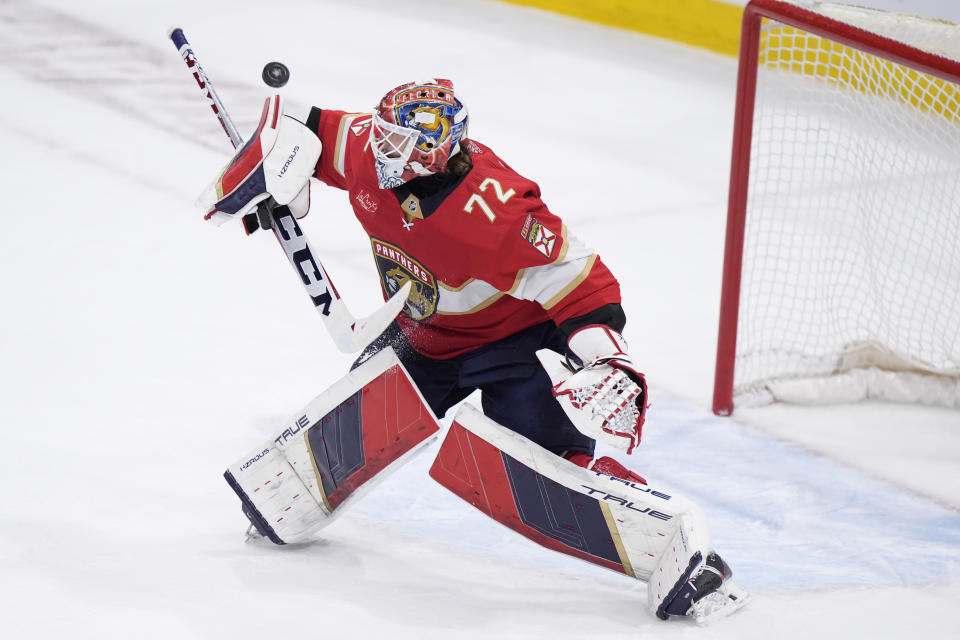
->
[332, 280, 412, 353]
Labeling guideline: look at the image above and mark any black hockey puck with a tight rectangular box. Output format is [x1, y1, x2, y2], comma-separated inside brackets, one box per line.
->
[262, 61, 290, 88]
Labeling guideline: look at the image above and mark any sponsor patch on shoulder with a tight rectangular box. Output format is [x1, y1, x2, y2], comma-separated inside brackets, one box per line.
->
[521, 213, 558, 259]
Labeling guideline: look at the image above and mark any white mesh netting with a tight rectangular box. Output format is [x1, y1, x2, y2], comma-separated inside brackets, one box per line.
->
[733, 1, 960, 407]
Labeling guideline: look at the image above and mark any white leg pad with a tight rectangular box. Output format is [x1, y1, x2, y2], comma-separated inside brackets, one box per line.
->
[224, 347, 440, 544]
[430, 404, 712, 615]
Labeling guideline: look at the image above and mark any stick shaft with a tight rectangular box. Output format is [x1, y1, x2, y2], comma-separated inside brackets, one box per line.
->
[166, 27, 409, 352]
[169, 27, 243, 148]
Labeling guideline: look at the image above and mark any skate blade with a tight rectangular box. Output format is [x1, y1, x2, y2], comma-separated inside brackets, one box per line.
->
[244, 523, 265, 542]
[691, 580, 751, 624]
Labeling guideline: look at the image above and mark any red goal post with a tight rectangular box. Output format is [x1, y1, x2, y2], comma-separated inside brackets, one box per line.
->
[713, 0, 960, 415]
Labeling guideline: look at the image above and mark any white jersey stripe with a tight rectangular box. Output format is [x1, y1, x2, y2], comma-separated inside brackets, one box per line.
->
[435, 232, 598, 315]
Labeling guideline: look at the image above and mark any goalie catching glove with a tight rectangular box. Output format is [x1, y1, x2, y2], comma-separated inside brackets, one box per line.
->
[537, 325, 648, 454]
[197, 94, 322, 231]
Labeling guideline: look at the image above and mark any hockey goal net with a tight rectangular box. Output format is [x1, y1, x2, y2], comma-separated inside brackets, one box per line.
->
[713, 0, 960, 415]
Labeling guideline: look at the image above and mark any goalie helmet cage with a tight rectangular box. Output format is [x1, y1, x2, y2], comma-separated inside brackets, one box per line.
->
[713, 0, 960, 415]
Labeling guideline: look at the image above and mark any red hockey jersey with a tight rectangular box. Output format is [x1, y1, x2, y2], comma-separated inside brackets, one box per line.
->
[310, 109, 621, 359]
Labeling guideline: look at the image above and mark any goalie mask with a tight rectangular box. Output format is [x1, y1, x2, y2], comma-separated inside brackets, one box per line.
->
[370, 79, 468, 189]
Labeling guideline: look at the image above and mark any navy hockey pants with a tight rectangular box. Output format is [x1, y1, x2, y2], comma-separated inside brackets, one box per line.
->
[354, 321, 595, 457]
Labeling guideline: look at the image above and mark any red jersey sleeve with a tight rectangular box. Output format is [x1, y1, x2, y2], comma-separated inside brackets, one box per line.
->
[309, 108, 374, 191]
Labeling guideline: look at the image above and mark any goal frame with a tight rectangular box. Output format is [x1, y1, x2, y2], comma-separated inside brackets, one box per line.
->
[712, 0, 960, 415]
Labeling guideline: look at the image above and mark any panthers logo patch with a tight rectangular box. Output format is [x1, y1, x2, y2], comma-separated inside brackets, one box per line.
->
[371, 239, 438, 321]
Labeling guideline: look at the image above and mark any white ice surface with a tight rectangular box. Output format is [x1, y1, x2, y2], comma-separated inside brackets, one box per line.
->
[1, 0, 958, 638]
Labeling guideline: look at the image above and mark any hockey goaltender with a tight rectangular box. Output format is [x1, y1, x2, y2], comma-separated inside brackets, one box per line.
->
[198, 79, 749, 624]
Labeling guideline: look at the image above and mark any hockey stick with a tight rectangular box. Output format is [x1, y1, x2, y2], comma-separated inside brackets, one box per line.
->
[168, 27, 410, 353]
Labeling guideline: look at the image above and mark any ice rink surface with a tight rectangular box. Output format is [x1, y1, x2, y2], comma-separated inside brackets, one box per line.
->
[1, 0, 958, 637]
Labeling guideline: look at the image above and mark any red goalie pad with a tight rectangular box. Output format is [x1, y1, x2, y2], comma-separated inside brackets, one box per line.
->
[307, 362, 438, 512]
[224, 348, 441, 544]
[428, 404, 718, 594]
[429, 415, 639, 576]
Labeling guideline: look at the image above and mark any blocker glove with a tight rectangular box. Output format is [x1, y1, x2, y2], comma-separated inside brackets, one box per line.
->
[197, 95, 322, 232]
[537, 325, 648, 454]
